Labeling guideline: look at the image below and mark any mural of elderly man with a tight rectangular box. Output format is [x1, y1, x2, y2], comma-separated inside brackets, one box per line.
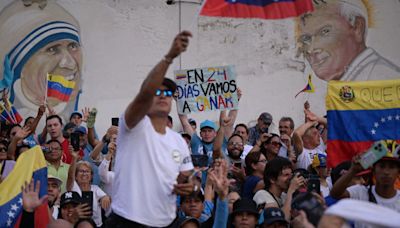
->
[297, 0, 400, 81]
[0, 0, 82, 119]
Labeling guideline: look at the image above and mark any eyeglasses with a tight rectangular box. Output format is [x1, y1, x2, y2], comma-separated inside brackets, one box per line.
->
[77, 170, 91, 174]
[270, 141, 281, 147]
[155, 89, 173, 97]
[0, 147, 7, 152]
[257, 159, 267, 164]
[229, 142, 244, 147]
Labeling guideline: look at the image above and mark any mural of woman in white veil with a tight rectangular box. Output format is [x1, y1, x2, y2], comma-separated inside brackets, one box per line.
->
[0, 0, 82, 120]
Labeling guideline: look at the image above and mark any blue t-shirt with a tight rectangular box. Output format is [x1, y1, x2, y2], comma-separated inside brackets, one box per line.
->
[242, 175, 262, 199]
[190, 134, 228, 165]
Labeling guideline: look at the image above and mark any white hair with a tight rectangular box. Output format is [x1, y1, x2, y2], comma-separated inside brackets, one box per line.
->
[337, 0, 368, 39]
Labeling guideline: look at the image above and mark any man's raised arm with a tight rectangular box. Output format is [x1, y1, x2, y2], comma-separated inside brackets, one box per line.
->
[125, 31, 192, 129]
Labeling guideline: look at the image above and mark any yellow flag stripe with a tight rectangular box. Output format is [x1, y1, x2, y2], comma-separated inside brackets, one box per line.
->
[47, 74, 75, 89]
[0, 146, 46, 205]
[326, 79, 400, 111]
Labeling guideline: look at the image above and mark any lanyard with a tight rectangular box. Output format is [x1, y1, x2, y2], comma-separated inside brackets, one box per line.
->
[267, 190, 282, 208]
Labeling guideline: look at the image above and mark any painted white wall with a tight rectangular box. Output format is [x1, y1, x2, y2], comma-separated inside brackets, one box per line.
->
[1, 0, 400, 136]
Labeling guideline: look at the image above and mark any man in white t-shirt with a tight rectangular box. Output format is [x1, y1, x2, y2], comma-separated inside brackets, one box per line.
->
[330, 151, 400, 228]
[293, 107, 327, 169]
[108, 31, 195, 227]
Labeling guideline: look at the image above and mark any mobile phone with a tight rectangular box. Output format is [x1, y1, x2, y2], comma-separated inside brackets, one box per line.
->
[360, 141, 388, 169]
[233, 161, 242, 169]
[111, 117, 119, 126]
[81, 191, 93, 217]
[70, 132, 80, 151]
[307, 175, 320, 194]
[191, 155, 209, 168]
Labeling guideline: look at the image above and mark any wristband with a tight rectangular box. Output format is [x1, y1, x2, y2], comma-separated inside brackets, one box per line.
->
[163, 55, 173, 64]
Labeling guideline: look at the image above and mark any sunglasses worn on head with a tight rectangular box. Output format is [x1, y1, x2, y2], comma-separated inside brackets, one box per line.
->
[155, 89, 173, 97]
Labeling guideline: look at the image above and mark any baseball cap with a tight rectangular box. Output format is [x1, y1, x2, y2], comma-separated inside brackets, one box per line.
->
[162, 78, 177, 92]
[70, 111, 82, 120]
[263, 207, 288, 225]
[231, 198, 259, 218]
[74, 126, 87, 135]
[200, 120, 216, 131]
[377, 140, 400, 165]
[311, 153, 327, 168]
[177, 216, 200, 227]
[48, 175, 62, 186]
[60, 191, 81, 208]
[259, 112, 273, 125]
[180, 191, 205, 204]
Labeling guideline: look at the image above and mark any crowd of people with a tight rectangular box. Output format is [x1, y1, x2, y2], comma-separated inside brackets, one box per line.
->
[1, 30, 400, 228]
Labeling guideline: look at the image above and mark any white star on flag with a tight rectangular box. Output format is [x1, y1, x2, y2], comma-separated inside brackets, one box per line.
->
[7, 218, 12, 226]
[396, 115, 400, 120]
[7, 210, 15, 218]
[388, 116, 393, 121]
[18, 198, 23, 205]
[374, 122, 379, 128]
[371, 129, 376, 135]
[11, 204, 18, 211]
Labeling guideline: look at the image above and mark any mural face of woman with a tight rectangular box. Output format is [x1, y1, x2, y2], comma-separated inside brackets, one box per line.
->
[20, 39, 82, 107]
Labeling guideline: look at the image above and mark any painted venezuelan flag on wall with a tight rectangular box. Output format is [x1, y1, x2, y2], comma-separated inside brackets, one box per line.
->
[0, 146, 48, 228]
[326, 79, 400, 168]
[200, 0, 313, 20]
[47, 74, 75, 102]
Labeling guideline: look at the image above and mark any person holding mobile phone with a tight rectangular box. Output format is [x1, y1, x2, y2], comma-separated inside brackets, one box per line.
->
[330, 146, 400, 218]
[66, 150, 110, 227]
[106, 31, 194, 228]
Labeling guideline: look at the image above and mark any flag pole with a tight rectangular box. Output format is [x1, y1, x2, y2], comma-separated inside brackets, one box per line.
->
[45, 73, 49, 105]
[0, 103, 15, 124]
[6, 99, 17, 124]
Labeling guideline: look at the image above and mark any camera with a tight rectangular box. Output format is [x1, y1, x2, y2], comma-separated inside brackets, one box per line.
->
[292, 192, 324, 226]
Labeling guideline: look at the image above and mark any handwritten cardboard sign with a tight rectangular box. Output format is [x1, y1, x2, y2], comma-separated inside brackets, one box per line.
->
[174, 65, 238, 114]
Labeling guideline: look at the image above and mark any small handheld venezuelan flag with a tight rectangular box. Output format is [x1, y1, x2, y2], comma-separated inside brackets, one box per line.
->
[47, 73, 76, 102]
[295, 74, 315, 98]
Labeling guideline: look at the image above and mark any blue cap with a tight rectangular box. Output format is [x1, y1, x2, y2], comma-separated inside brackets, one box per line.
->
[200, 120, 216, 130]
[74, 126, 87, 135]
[70, 111, 82, 120]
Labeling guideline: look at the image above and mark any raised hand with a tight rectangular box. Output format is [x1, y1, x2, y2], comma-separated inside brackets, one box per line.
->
[81, 107, 91, 123]
[237, 87, 242, 101]
[15, 126, 31, 140]
[219, 111, 233, 128]
[165, 31, 192, 60]
[22, 179, 48, 212]
[208, 159, 230, 199]
[74, 203, 92, 220]
[46, 104, 56, 116]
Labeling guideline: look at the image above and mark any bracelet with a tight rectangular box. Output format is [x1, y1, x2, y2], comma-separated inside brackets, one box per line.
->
[163, 55, 173, 64]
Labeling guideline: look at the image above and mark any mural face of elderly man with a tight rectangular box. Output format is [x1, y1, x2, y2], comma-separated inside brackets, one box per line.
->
[298, 1, 366, 81]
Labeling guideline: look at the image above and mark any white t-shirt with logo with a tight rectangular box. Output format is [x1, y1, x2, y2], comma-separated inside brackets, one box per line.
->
[112, 115, 193, 227]
[296, 146, 326, 170]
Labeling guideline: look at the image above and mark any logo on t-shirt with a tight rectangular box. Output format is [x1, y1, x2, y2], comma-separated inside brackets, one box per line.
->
[172, 150, 181, 163]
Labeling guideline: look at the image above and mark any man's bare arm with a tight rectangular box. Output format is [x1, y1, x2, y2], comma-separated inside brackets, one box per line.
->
[125, 31, 192, 129]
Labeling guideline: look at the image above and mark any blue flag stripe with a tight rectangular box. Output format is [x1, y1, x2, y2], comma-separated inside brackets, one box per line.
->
[327, 108, 400, 142]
